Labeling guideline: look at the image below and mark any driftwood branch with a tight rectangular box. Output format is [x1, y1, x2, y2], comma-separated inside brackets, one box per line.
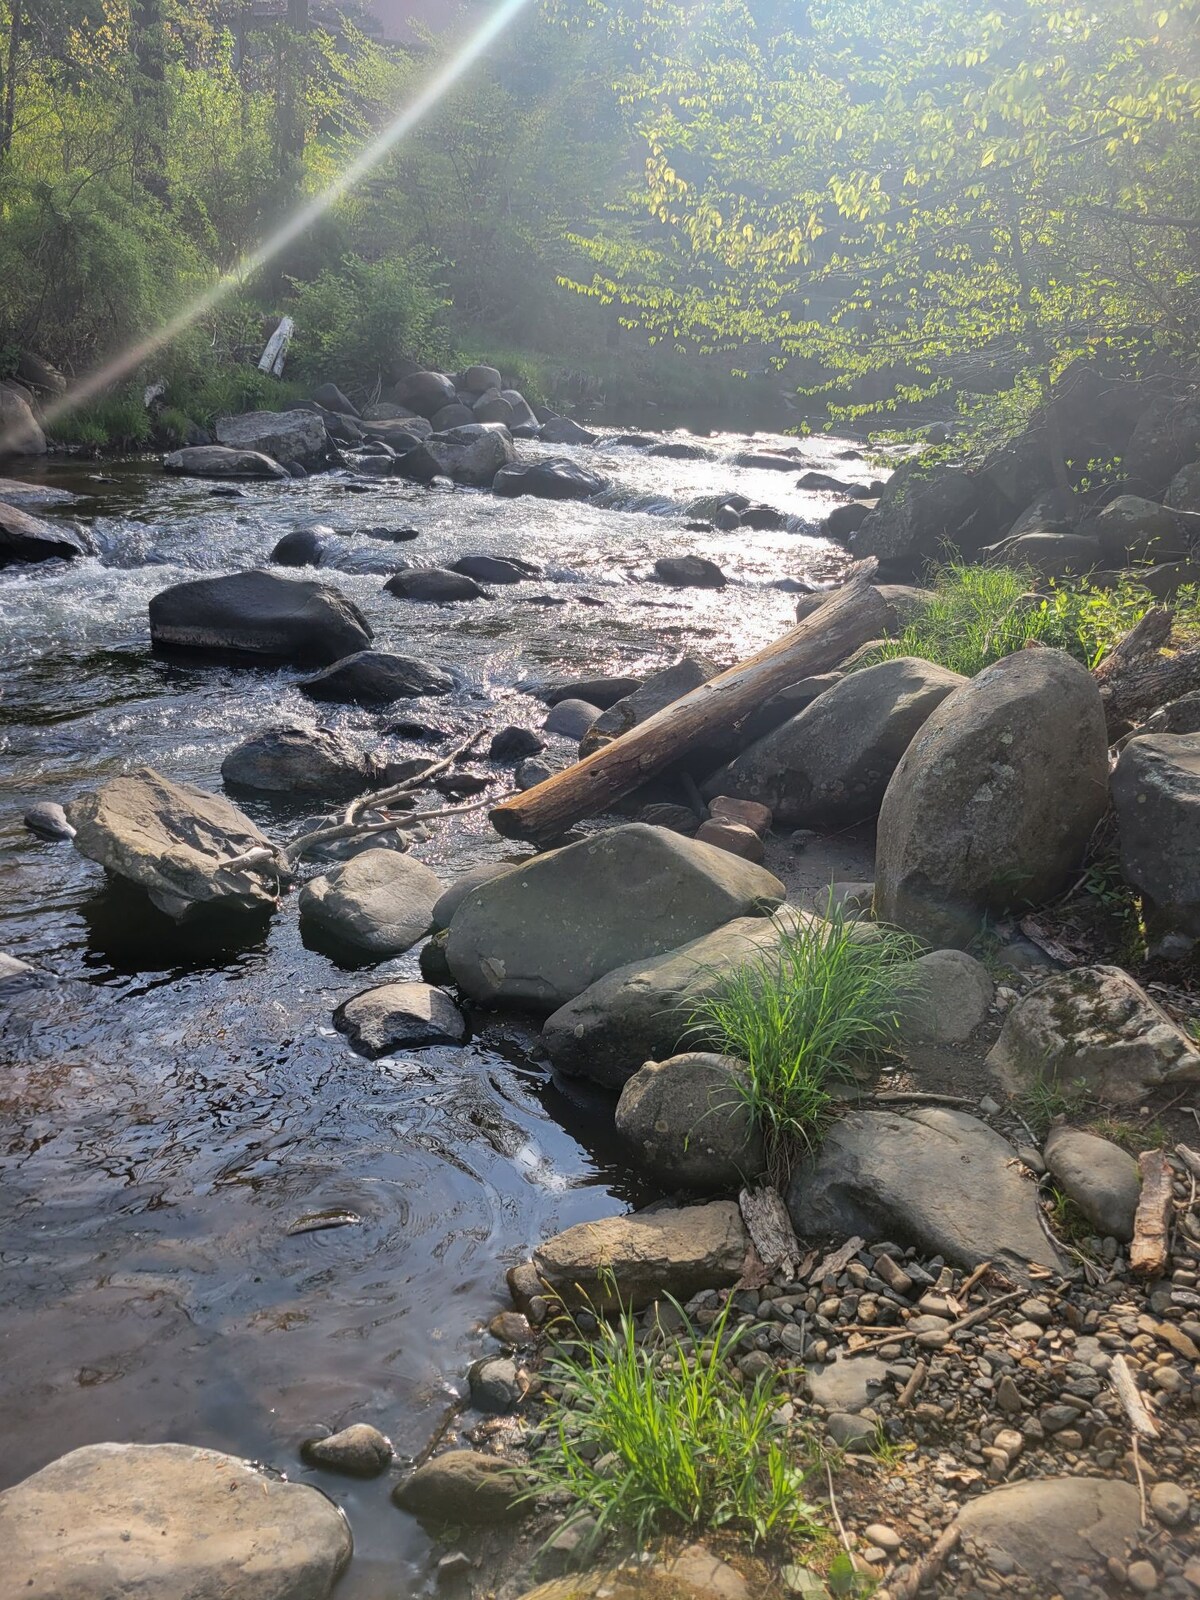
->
[1110, 1352, 1160, 1439]
[1131, 1150, 1174, 1276]
[490, 563, 891, 844]
[738, 1186, 802, 1282]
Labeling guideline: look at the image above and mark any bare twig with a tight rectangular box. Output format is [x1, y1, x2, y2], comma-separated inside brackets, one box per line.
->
[884, 1524, 961, 1600]
[897, 1358, 928, 1409]
[1131, 1150, 1174, 1276]
[1110, 1353, 1160, 1439]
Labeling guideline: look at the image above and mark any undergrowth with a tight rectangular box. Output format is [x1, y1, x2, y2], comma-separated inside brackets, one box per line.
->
[866, 562, 1200, 678]
[686, 907, 920, 1172]
[527, 1294, 825, 1557]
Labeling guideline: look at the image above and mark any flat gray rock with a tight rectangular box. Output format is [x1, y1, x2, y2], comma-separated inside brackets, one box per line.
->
[163, 444, 288, 479]
[0, 500, 95, 566]
[954, 1477, 1140, 1579]
[300, 850, 444, 956]
[533, 1201, 748, 1310]
[807, 1354, 891, 1414]
[334, 980, 466, 1058]
[0, 1441, 351, 1600]
[215, 408, 330, 468]
[68, 767, 276, 921]
[786, 1108, 1061, 1274]
[445, 823, 785, 1011]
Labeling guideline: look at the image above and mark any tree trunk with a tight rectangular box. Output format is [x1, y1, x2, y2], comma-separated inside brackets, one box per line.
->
[277, 0, 309, 181]
[1, 1, 24, 161]
[130, 0, 170, 203]
[489, 567, 891, 844]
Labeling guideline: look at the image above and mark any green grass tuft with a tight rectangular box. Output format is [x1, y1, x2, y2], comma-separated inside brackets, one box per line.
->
[865, 561, 1200, 678]
[686, 906, 921, 1171]
[527, 1294, 825, 1556]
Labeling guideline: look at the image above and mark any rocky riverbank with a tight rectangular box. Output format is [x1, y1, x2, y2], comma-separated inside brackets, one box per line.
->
[2, 359, 1200, 1598]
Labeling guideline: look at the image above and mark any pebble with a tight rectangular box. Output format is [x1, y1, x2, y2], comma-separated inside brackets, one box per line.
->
[468, 1356, 523, 1413]
[1127, 1559, 1159, 1594]
[1150, 1480, 1189, 1527]
[875, 1254, 915, 1296]
[996, 1376, 1023, 1413]
[863, 1523, 902, 1553]
[301, 1422, 393, 1477]
[488, 1311, 534, 1346]
[1151, 1365, 1185, 1393]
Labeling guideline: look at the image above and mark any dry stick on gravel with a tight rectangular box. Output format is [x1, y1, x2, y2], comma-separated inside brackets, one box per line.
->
[881, 1523, 962, 1600]
[896, 1358, 928, 1409]
[1175, 1143, 1200, 1183]
[738, 1185, 803, 1282]
[863, 1092, 979, 1109]
[1111, 1353, 1161, 1440]
[843, 1288, 1026, 1359]
[1131, 1150, 1175, 1276]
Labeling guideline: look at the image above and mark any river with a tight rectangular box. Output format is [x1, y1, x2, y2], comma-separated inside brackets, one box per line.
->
[0, 426, 863, 1594]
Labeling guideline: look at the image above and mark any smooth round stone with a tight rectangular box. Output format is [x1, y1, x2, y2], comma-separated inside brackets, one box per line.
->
[488, 1311, 534, 1347]
[1127, 1559, 1159, 1594]
[468, 1356, 523, 1414]
[1149, 1480, 1189, 1527]
[863, 1523, 902, 1553]
[302, 1422, 393, 1477]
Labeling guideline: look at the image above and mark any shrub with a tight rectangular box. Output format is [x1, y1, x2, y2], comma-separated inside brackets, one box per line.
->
[48, 387, 153, 449]
[287, 255, 450, 393]
[528, 1294, 824, 1555]
[686, 907, 920, 1171]
[868, 562, 1200, 677]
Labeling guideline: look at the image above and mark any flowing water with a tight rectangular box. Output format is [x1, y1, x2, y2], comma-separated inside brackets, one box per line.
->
[0, 427, 865, 1593]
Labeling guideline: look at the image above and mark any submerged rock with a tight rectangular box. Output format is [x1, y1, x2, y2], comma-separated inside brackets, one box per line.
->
[444, 823, 785, 1011]
[298, 649, 454, 704]
[0, 1441, 351, 1600]
[875, 649, 1110, 946]
[384, 567, 489, 603]
[69, 767, 277, 921]
[615, 1053, 765, 1191]
[163, 444, 288, 479]
[0, 501, 95, 566]
[538, 416, 598, 446]
[652, 555, 727, 589]
[986, 965, 1200, 1102]
[451, 554, 541, 584]
[786, 1108, 1061, 1273]
[493, 457, 605, 499]
[299, 849, 443, 956]
[149, 569, 372, 665]
[23, 801, 75, 840]
[334, 980, 466, 1057]
[221, 725, 381, 798]
[533, 1201, 748, 1310]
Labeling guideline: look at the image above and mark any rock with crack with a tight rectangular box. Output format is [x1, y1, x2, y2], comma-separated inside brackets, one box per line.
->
[0, 1441, 351, 1600]
[221, 725, 382, 798]
[300, 850, 444, 957]
[543, 909, 817, 1088]
[954, 1477, 1141, 1581]
[149, 569, 372, 665]
[986, 964, 1200, 1102]
[786, 1108, 1062, 1273]
[334, 980, 466, 1057]
[68, 767, 277, 921]
[393, 1450, 528, 1524]
[703, 656, 964, 826]
[533, 1201, 748, 1310]
[298, 649, 454, 704]
[1043, 1126, 1140, 1242]
[445, 824, 785, 1011]
[615, 1053, 766, 1192]
[875, 648, 1110, 946]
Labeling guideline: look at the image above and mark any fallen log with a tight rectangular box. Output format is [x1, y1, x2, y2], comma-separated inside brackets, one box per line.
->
[1093, 606, 1200, 737]
[490, 564, 891, 843]
[1130, 1149, 1174, 1276]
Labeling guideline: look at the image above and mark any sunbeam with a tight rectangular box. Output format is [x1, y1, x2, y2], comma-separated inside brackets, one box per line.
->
[20, 0, 536, 447]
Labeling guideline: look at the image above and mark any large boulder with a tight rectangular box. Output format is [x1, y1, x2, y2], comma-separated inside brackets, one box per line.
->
[874, 649, 1110, 946]
[298, 650, 454, 704]
[1087, 494, 1187, 565]
[164, 445, 288, 479]
[221, 725, 381, 797]
[68, 767, 277, 921]
[543, 911, 814, 1088]
[493, 458, 606, 500]
[392, 1449, 527, 1524]
[704, 657, 964, 827]
[393, 370, 458, 417]
[533, 1201, 748, 1310]
[986, 965, 1200, 1102]
[334, 980, 466, 1057]
[1166, 458, 1200, 514]
[215, 409, 329, 468]
[1043, 1126, 1140, 1242]
[0, 385, 47, 455]
[0, 1441, 351, 1600]
[472, 389, 513, 425]
[579, 658, 714, 757]
[615, 1053, 766, 1191]
[309, 382, 358, 416]
[459, 364, 502, 394]
[398, 423, 515, 486]
[149, 570, 372, 665]
[0, 501, 94, 566]
[1123, 389, 1200, 488]
[299, 849, 443, 956]
[786, 1108, 1062, 1273]
[432, 402, 476, 431]
[1112, 732, 1200, 953]
[501, 389, 538, 429]
[849, 459, 996, 571]
[953, 1478, 1140, 1582]
[445, 824, 785, 1011]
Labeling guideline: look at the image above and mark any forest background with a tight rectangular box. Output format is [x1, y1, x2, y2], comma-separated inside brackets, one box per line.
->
[0, 0, 1196, 444]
